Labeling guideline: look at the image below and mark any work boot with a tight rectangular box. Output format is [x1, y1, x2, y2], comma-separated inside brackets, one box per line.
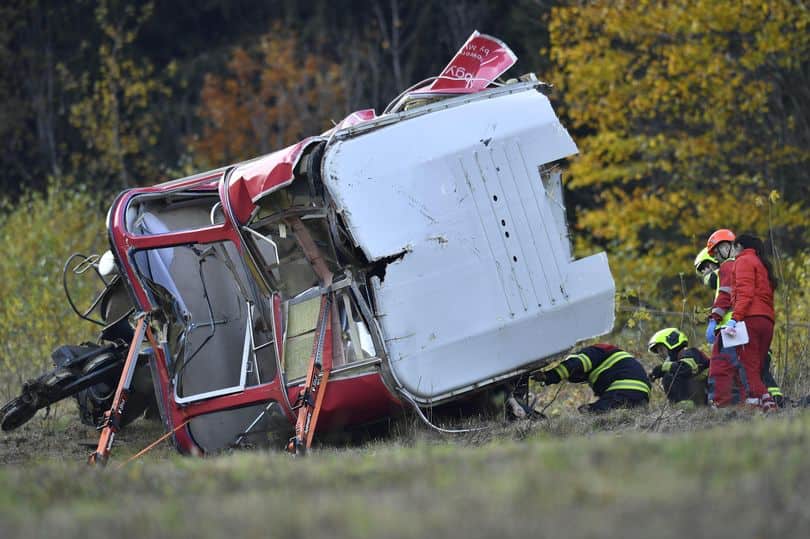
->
[735, 397, 763, 414]
[760, 393, 777, 413]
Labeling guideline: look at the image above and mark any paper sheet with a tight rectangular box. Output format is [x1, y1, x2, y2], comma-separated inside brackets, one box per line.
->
[721, 321, 749, 347]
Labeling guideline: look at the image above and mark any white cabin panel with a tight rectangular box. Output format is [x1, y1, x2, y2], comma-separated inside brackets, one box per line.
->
[322, 85, 615, 402]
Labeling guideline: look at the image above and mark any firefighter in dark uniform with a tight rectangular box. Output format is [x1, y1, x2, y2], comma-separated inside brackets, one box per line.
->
[647, 328, 709, 405]
[535, 344, 651, 412]
[694, 247, 785, 406]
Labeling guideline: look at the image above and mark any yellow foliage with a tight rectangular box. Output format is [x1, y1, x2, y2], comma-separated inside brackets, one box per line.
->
[768, 250, 810, 391]
[0, 184, 105, 398]
[550, 0, 810, 310]
[64, 0, 168, 189]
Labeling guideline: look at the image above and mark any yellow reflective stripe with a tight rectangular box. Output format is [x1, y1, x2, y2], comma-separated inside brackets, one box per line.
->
[606, 379, 650, 394]
[768, 387, 783, 397]
[555, 364, 569, 380]
[681, 358, 699, 374]
[576, 353, 592, 372]
[588, 351, 632, 385]
[661, 361, 673, 373]
[564, 353, 592, 372]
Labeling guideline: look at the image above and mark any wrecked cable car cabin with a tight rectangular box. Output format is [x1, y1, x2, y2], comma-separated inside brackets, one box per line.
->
[96, 33, 615, 460]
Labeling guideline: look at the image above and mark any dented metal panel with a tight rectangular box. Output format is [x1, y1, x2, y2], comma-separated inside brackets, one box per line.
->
[227, 137, 324, 223]
[322, 85, 615, 403]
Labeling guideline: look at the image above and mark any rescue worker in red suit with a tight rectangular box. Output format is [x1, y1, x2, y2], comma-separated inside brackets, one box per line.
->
[694, 247, 784, 406]
[704, 229, 743, 407]
[535, 344, 650, 412]
[705, 230, 777, 410]
[727, 234, 778, 411]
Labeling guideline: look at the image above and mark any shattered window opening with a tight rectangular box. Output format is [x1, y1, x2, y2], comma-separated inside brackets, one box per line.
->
[248, 208, 341, 292]
[131, 222, 279, 401]
[337, 289, 377, 364]
[245, 184, 384, 381]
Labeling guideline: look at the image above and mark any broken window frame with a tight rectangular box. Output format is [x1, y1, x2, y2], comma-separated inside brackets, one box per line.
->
[242, 208, 386, 385]
[120, 187, 286, 406]
[238, 166, 389, 385]
[129, 237, 279, 405]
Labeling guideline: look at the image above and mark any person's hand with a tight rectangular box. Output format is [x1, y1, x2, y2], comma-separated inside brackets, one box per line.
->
[506, 396, 528, 420]
[724, 319, 738, 337]
[706, 319, 717, 345]
[649, 365, 664, 380]
[539, 370, 562, 385]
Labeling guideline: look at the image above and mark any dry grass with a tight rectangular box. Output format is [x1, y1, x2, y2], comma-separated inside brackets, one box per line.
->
[2, 403, 809, 539]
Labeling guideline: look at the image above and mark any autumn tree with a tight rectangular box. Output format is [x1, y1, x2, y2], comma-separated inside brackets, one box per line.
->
[549, 1, 809, 308]
[0, 1, 32, 188]
[0, 1, 91, 193]
[190, 26, 346, 167]
[64, 0, 168, 189]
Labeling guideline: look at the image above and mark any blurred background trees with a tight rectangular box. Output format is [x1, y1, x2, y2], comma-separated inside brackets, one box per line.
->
[0, 0, 549, 193]
[190, 26, 347, 168]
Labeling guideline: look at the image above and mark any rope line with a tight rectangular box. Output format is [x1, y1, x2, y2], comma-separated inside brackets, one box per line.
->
[116, 419, 191, 469]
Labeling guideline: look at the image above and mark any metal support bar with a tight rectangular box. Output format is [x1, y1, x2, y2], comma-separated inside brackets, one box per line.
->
[286, 295, 333, 455]
[88, 316, 149, 466]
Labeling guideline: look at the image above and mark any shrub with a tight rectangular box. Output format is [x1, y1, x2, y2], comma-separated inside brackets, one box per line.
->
[0, 183, 108, 399]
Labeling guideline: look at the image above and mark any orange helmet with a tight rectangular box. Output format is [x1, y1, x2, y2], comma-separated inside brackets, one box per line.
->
[706, 229, 735, 254]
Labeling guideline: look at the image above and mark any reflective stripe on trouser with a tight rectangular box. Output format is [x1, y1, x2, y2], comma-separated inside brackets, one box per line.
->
[761, 351, 783, 399]
[708, 339, 749, 407]
[605, 379, 650, 394]
[587, 390, 649, 413]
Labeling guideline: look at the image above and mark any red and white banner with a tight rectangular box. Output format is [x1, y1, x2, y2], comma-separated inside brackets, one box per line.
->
[420, 31, 517, 93]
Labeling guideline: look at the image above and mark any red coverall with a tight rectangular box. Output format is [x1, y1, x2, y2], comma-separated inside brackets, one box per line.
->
[730, 248, 775, 401]
[708, 259, 746, 406]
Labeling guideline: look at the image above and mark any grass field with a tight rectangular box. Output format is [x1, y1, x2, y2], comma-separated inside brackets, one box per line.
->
[1, 400, 809, 539]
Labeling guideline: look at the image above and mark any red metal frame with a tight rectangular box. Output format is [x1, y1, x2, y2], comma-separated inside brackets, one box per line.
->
[105, 171, 295, 456]
[287, 295, 333, 454]
[102, 159, 401, 459]
[107, 175, 235, 311]
[89, 317, 149, 465]
[226, 137, 322, 223]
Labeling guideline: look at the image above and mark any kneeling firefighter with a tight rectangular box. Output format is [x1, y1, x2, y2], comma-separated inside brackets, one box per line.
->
[647, 328, 709, 405]
[534, 344, 651, 412]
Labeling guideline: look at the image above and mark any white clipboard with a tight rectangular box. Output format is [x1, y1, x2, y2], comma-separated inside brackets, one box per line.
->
[721, 321, 749, 346]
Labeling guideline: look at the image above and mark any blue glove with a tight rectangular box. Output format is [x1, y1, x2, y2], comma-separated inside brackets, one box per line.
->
[725, 319, 737, 330]
[706, 319, 717, 345]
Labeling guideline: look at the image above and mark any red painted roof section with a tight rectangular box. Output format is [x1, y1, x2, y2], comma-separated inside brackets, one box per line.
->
[334, 109, 377, 129]
[226, 137, 322, 223]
